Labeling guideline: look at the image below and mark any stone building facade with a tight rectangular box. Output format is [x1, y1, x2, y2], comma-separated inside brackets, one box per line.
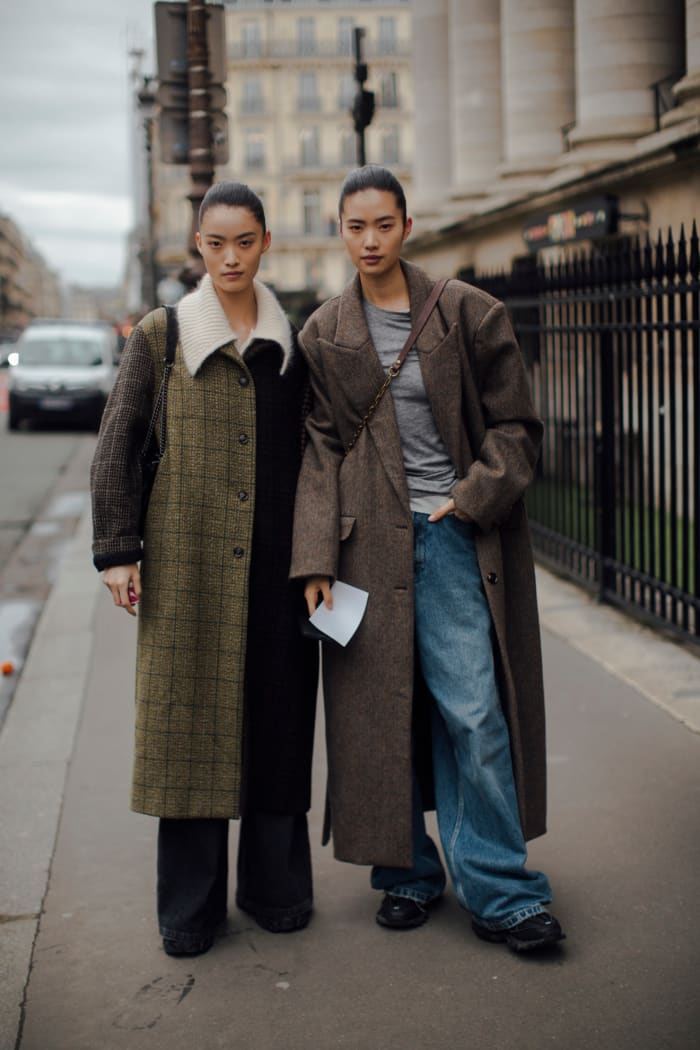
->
[0, 214, 62, 339]
[154, 0, 414, 300]
[406, 0, 700, 277]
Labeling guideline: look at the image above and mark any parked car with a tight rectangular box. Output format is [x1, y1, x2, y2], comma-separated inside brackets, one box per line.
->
[7, 321, 117, 431]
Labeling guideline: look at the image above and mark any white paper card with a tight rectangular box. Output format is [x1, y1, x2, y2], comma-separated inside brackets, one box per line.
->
[309, 580, 369, 647]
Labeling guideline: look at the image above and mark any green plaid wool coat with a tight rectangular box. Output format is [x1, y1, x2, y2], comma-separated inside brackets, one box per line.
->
[91, 281, 317, 820]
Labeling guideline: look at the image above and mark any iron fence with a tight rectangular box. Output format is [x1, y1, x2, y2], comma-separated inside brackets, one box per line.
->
[469, 224, 700, 645]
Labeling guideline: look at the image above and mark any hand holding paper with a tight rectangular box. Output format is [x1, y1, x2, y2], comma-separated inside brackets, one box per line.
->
[309, 580, 369, 647]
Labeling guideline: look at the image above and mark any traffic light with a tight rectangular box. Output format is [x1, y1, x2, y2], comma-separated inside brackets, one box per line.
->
[154, 1, 228, 166]
[351, 27, 374, 163]
[352, 89, 375, 134]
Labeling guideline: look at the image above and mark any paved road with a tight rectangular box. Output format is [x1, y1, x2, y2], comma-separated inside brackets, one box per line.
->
[0, 402, 95, 726]
[5, 541, 699, 1049]
[0, 416, 89, 574]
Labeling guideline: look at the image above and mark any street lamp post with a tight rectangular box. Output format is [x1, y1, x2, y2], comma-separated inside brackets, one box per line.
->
[137, 77, 158, 310]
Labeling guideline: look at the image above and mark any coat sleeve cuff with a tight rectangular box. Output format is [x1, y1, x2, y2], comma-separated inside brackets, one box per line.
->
[93, 547, 142, 572]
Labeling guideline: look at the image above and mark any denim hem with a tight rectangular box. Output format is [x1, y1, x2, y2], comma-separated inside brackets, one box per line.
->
[235, 894, 313, 924]
[473, 901, 550, 931]
[159, 922, 220, 950]
[382, 888, 442, 906]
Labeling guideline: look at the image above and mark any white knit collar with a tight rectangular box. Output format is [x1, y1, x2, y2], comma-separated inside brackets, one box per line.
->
[176, 273, 293, 377]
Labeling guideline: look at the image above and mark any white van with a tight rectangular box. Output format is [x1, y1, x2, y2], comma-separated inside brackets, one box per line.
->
[8, 321, 117, 431]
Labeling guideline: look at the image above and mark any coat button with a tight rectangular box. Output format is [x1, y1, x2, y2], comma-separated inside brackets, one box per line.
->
[239, 375, 249, 387]
[238, 433, 249, 444]
[233, 546, 244, 558]
[487, 572, 498, 585]
[238, 490, 248, 501]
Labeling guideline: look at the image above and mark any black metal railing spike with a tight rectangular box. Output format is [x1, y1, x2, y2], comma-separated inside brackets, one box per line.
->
[631, 236, 642, 282]
[677, 224, 688, 279]
[572, 249, 581, 288]
[690, 219, 699, 275]
[642, 233, 654, 281]
[610, 245, 621, 286]
[582, 248, 592, 286]
[621, 239, 633, 285]
[654, 230, 665, 281]
[665, 227, 677, 282]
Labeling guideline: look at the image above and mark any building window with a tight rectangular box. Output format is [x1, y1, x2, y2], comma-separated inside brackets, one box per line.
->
[338, 17, 354, 56]
[300, 127, 320, 167]
[303, 189, 322, 236]
[242, 76, 264, 114]
[378, 17, 397, 55]
[245, 130, 266, 170]
[241, 21, 262, 58]
[340, 130, 356, 166]
[298, 71, 320, 112]
[380, 72, 398, 109]
[337, 73, 355, 110]
[297, 16, 316, 56]
[382, 126, 400, 165]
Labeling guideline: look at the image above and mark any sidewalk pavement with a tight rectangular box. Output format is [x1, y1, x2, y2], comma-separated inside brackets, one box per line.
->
[1, 498, 699, 1050]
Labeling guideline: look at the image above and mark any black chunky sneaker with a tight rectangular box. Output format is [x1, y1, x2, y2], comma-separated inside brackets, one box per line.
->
[376, 893, 429, 930]
[472, 911, 565, 952]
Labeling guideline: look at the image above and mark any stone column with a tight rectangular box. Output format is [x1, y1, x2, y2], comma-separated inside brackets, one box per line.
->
[565, 0, 686, 162]
[499, 0, 575, 184]
[667, 0, 700, 121]
[447, 0, 502, 202]
[411, 0, 451, 219]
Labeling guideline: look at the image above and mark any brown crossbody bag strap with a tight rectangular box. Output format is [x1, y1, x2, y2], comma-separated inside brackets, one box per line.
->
[344, 278, 449, 454]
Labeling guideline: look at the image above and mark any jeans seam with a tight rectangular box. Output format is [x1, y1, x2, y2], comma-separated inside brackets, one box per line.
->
[448, 789, 467, 909]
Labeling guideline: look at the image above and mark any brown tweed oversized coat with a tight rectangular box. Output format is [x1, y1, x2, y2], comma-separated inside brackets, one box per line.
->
[290, 260, 547, 868]
[91, 281, 317, 820]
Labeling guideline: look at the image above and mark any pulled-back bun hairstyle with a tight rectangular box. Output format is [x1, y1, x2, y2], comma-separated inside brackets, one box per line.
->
[338, 165, 407, 225]
[198, 181, 266, 232]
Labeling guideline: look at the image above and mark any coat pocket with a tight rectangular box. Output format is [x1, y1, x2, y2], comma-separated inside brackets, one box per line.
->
[339, 514, 356, 541]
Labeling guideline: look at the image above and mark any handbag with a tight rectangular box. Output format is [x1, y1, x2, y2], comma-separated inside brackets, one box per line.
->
[344, 278, 449, 454]
[138, 304, 178, 533]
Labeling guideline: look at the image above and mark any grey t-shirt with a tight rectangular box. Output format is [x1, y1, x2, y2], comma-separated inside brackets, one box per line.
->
[363, 299, 458, 514]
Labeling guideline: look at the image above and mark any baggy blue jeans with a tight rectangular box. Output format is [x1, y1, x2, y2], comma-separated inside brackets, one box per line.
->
[371, 513, 552, 930]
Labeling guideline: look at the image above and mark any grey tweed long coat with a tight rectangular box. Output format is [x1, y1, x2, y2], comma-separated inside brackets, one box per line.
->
[290, 259, 547, 868]
[91, 279, 317, 820]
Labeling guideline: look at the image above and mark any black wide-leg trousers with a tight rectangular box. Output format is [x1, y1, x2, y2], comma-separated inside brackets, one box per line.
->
[157, 813, 313, 951]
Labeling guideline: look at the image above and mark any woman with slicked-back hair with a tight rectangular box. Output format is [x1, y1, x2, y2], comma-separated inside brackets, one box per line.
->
[291, 165, 565, 954]
[91, 181, 318, 956]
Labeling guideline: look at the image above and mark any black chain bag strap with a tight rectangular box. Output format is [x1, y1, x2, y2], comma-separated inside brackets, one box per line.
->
[138, 304, 177, 533]
[344, 278, 449, 454]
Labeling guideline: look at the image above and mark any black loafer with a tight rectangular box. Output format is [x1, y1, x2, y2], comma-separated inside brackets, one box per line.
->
[472, 911, 565, 952]
[376, 893, 428, 930]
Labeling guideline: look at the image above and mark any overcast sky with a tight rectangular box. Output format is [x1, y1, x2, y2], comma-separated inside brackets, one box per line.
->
[0, 0, 157, 288]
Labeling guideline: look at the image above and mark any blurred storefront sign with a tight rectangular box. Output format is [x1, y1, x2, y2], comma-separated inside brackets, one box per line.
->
[523, 195, 618, 251]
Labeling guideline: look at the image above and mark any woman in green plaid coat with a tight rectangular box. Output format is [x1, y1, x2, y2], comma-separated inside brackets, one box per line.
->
[90, 183, 318, 957]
